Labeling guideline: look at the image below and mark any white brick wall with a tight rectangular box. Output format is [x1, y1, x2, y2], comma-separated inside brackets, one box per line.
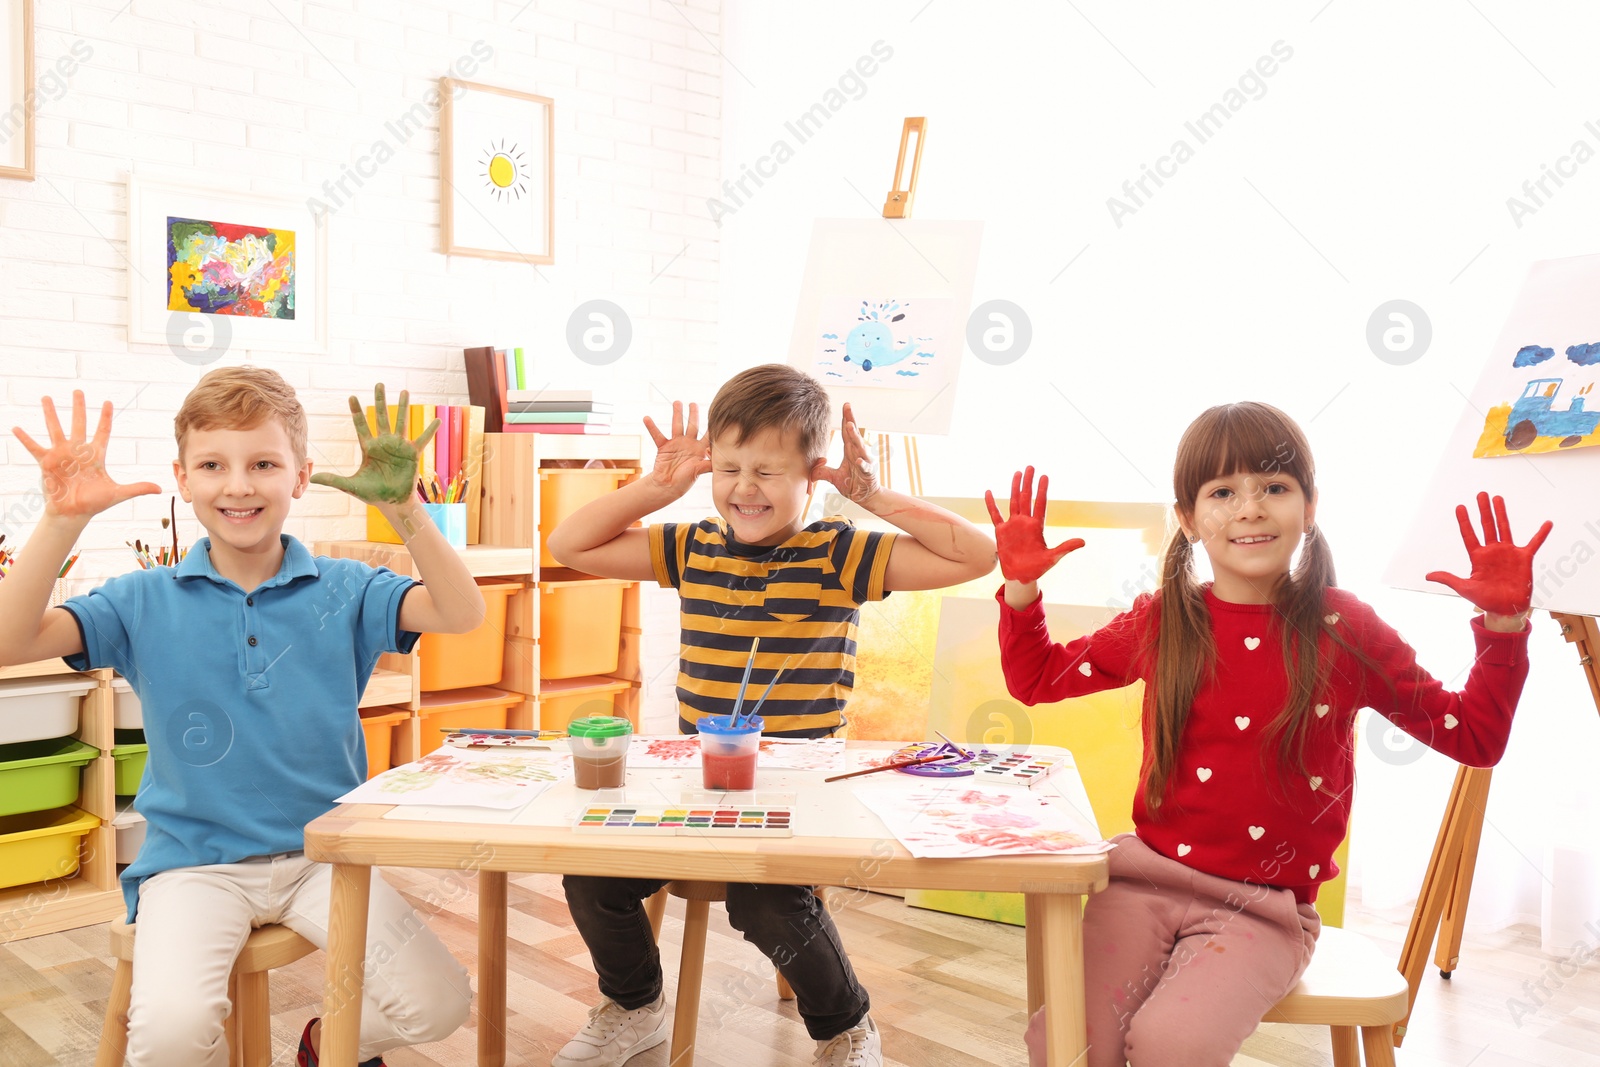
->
[1, 0, 723, 730]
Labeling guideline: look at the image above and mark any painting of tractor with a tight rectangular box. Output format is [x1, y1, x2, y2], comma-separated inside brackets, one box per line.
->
[1503, 378, 1600, 450]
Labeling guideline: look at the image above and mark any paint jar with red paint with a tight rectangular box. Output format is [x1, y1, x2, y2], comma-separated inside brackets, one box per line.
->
[697, 714, 763, 791]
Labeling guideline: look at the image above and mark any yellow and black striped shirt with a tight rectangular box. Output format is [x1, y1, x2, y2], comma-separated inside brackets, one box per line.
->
[649, 517, 897, 737]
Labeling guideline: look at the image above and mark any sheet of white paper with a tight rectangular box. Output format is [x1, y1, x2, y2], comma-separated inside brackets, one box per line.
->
[852, 781, 1112, 858]
[337, 748, 571, 809]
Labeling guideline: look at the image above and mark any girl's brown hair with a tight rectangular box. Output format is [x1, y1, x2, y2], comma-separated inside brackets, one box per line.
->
[1142, 402, 1349, 814]
[174, 366, 309, 467]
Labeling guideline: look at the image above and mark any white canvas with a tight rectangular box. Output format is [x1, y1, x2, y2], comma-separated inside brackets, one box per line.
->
[1386, 253, 1600, 614]
[789, 219, 983, 435]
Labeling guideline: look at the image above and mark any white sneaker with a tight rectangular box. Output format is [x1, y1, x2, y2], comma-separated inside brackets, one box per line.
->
[814, 1015, 882, 1067]
[551, 995, 667, 1067]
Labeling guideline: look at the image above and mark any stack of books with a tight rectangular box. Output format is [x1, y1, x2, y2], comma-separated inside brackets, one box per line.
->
[504, 390, 612, 434]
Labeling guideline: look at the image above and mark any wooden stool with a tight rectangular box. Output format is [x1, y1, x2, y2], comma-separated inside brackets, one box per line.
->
[1259, 926, 1410, 1066]
[644, 882, 821, 1066]
[95, 920, 318, 1067]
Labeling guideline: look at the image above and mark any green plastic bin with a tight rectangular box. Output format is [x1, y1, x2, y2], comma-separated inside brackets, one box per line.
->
[0, 738, 97, 817]
[111, 733, 149, 796]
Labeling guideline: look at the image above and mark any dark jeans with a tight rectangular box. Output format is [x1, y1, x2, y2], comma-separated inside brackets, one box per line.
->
[562, 875, 870, 1040]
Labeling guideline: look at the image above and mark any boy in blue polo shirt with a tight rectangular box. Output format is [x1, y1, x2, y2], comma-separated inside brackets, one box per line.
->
[0, 368, 483, 1067]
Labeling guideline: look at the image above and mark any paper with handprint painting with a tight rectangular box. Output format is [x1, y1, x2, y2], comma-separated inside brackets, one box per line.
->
[337, 749, 569, 809]
[853, 783, 1111, 858]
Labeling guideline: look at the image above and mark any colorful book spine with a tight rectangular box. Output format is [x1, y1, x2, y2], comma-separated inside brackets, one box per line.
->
[513, 348, 526, 389]
[503, 411, 612, 424]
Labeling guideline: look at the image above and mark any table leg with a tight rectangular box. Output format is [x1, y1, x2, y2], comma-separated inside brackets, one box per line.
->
[478, 870, 508, 1067]
[1024, 894, 1045, 1016]
[1031, 893, 1088, 1067]
[321, 863, 372, 1067]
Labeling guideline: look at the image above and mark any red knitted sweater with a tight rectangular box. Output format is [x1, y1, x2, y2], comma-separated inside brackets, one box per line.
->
[997, 585, 1530, 902]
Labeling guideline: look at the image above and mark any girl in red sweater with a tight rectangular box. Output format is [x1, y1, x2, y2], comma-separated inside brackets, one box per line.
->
[989, 402, 1549, 1067]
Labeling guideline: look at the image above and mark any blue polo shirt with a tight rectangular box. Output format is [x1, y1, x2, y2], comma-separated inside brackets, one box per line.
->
[61, 535, 421, 919]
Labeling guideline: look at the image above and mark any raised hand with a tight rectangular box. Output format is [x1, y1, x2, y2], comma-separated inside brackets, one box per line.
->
[642, 400, 711, 497]
[12, 391, 161, 518]
[814, 402, 879, 505]
[984, 466, 1085, 584]
[1425, 492, 1551, 617]
[311, 384, 439, 504]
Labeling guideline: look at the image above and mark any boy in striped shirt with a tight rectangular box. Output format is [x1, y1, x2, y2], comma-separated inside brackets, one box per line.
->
[546, 364, 995, 1067]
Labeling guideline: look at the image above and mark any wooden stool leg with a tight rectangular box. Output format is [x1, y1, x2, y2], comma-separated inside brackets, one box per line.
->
[645, 886, 669, 942]
[237, 970, 270, 1067]
[1329, 1025, 1359, 1067]
[669, 899, 711, 1067]
[775, 970, 795, 1000]
[94, 958, 134, 1067]
[224, 973, 241, 1067]
[1361, 1025, 1397, 1067]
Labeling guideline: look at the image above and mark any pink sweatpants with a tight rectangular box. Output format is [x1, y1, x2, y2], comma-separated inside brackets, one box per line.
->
[1025, 833, 1320, 1067]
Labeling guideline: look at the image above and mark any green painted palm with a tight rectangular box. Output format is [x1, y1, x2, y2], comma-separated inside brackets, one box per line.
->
[311, 385, 440, 504]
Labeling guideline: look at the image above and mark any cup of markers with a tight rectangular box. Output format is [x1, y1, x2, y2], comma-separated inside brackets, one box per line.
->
[418, 473, 470, 548]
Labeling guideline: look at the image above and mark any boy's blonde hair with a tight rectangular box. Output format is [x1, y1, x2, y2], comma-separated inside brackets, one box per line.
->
[174, 366, 309, 467]
[707, 364, 832, 463]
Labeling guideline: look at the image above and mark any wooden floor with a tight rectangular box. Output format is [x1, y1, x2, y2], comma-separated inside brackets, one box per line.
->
[3, 868, 1596, 1067]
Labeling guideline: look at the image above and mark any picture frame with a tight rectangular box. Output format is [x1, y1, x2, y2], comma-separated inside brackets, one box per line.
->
[0, 0, 34, 181]
[440, 77, 554, 264]
[126, 174, 329, 354]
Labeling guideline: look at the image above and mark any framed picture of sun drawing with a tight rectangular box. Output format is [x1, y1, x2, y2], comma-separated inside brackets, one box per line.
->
[126, 174, 328, 353]
[440, 78, 554, 264]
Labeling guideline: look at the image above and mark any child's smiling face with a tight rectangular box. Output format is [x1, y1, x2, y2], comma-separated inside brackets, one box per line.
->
[709, 425, 816, 546]
[1182, 468, 1316, 604]
[173, 419, 310, 567]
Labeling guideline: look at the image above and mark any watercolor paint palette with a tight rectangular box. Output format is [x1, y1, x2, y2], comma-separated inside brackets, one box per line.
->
[573, 804, 793, 836]
[891, 743, 1067, 788]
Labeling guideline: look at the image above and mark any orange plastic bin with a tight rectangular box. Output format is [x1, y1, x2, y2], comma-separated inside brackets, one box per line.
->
[419, 580, 522, 692]
[416, 688, 521, 756]
[539, 468, 632, 568]
[359, 708, 409, 779]
[539, 581, 625, 679]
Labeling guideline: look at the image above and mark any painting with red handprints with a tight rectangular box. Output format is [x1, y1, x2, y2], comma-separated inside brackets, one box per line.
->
[628, 736, 703, 768]
[852, 783, 1111, 858]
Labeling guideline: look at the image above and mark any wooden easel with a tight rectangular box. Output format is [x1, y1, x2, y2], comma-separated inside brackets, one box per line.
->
[1392, 611, 1599, 1045]
[805, 117, 929, 517]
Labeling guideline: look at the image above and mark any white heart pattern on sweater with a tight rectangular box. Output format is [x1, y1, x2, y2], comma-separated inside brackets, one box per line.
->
[1315, 704, 1330, 718]
[1324, 613, 1340, 625]
[1249, 825, 1265, 840]
[1244, 636, 1261, 650]
[1444, 714, 1459, 729]
[1308, 776, 1323, 791]
[1235, 716, 1250, 730]
[1078, 662, 1093, 677]
[1197, 767, 1213, 782]
[1308, 865, 1320, 879]
[1177, 844, 1192, 857]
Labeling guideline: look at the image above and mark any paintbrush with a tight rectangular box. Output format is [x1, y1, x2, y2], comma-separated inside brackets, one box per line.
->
[933, 729, 973, 759]
[729, 636, 760, 724]
[738, 654, 794, 726]
[823, 751, 961, 783]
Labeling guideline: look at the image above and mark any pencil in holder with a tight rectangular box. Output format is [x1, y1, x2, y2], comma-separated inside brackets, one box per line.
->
[423, 502, 467, 549]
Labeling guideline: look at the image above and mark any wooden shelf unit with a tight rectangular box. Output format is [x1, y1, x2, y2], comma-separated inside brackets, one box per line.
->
[316, 431, 645, 766]
[0, 663, 125, 943]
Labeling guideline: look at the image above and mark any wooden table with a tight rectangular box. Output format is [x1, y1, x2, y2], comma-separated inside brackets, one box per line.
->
[303, 743, 1110, 1066]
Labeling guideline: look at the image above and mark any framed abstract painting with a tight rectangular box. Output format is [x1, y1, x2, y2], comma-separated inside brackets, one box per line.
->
[0, 0, 33, 181]
[126, 175, 328, 355]
[440, 78, 554, 264]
